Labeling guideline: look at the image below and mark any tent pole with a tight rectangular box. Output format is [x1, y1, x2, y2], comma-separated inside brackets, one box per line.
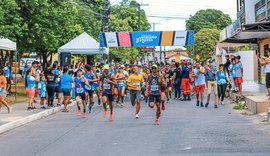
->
[15, 51, 17, 103]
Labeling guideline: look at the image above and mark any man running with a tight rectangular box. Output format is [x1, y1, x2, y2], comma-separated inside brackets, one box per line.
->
[127, 65, 144, 119]
[165, 64, 173, 101]
[84, 64, 97, 113]
[100, 65, 117, 121]
[92, 66, 101, 105]
[193, 62, 206, 107]
[74, 69, 89, 119]
[147, 64, 165, 125]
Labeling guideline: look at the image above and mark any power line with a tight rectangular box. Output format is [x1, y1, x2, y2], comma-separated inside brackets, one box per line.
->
[68, 0, 107, 17]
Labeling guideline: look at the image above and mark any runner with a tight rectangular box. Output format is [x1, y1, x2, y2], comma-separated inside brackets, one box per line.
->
[84, 64, 97, 113]
[165, 64, 173, 102]
[92, 66, 101, 105]
[160, 71, 167, 111]
[127, 65, 144, 119]
[147, 64, 164, 125]
[74, 69, 89, 119]
[173, 62, 182, 100]
[100, 65, 117, 121]
[141, 66, 149, 103]
[193, 62, 206, 107]
[115, 65, 126, 107]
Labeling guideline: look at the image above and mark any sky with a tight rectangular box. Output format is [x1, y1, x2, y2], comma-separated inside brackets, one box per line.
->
[112, 0, 237, 31]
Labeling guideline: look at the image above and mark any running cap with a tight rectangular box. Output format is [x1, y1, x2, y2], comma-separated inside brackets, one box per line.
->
[103, 65, 110, 70]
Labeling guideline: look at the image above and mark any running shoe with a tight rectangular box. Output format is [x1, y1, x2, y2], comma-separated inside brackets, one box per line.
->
[135, 114, 139, 119]
[121, 103, 124, 107]
[40, 106, 46, 109]
[200, 102, 204, 107]
[77, 110, 81, 116]
[214, 105, 218, 108]
[162, 103, 165, 111]
[88, 106, 92, 113]
[103, 111, 107, 118]
[155, 119, 159, 125]
[205, 103, 209, 108]
[110, 114, 113, 121]
[196, 101, 199, 107]
[57, 103, 61, 107]
[83, 113, 87, 119]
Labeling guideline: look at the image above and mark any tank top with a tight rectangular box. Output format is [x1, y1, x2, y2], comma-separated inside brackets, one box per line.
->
[265, 61, 270, 74]
[149, 74, 160, 96]
[75, 77, 85, 94]
[26, 75, 36, 89]
[84, 71, 93, 91]
[101, 73, 113, 94]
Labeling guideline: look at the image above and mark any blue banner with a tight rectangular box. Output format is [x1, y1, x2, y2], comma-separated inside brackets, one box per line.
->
[131, 31, 161, 47]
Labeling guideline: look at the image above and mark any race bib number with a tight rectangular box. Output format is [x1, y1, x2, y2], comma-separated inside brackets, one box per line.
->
[104, 83, 111, 90]
[150, 85, 158, 91]
[76, 88, 84, 93]
[133, 83, 140, 87]
[85, 85, 92, 90]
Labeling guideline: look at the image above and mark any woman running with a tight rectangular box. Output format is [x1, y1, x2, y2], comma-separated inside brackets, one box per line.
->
[160, 71, 167, 111]
[61, 66, 73, 112]
[25, 70, 38, 110]
[115, 66, 126, 107]
[0, 70, 12, 113]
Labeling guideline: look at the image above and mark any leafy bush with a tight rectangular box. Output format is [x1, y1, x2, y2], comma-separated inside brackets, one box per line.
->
[233, 102, 246, 110]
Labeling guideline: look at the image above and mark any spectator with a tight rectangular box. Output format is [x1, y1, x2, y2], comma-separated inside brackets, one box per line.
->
[258, 50, 270, 99]
[0, 70, 12, 113]
[4, 63, 12, 94]
[217, 64, 231, 105]
[205, 60, 218, 108]
[224, 55, 231, 74]
[173, 62, 181, 99]
[235, 56, 243, 95]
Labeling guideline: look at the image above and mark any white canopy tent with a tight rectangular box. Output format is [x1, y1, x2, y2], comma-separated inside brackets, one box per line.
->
[0, 38, 17, 51]
[58, 32, 109, 55]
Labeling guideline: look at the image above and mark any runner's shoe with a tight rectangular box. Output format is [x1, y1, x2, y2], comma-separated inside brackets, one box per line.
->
[83, 113, 87, 119]
[162, 103, 165, 111]
[103, 111, 107, 118]
[88, 106, 92, 113]
[110, 114, 113, 121]
[155, 119, 159, 125]
[135, 114, 139, 119]
[77, 110, 81, 116]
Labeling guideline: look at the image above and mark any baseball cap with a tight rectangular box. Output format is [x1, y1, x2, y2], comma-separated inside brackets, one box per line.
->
[152, 64, 158, 68]
[103, 65, 109, 70]
[120, 65, 125, 68]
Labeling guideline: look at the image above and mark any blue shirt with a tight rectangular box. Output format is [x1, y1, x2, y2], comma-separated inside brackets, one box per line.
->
[217, 71, 227, 85]
[75, 77, 86, 93]
[38, 81, 46, 97]
[4, 66, 10, 78]
[61, 74, 73, 89]
[181, 66, 190, 79]
[84, 72, 94, 91]
[26, 75, 36, 89]
[54, 69, 60, 87]
[205, 66, 217, 81]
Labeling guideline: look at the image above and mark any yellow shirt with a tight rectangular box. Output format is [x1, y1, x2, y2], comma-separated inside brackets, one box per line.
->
[127, 74, 144, 91]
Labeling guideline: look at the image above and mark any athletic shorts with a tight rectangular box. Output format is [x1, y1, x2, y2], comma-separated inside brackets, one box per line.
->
[149, 95, 161, 103]
[62, 88, 71, 96]
[86, 90, 94, 96]
[195, 84, 205, 94]
[40, 92, 46, 98]
[26, 88, 35, 98]
[235, 77, 243, 84]
[266, 73, 270, 88]
[0, 87, 5, 96]
[117, 82, 126, 90]
[130, 90, 141, 106]
[6, 78, 11, 84]
[55, 86, 62, 93]
[76, 93, 86, 101]
[167, 83, 172, 88]
[102, 92, 114, 102]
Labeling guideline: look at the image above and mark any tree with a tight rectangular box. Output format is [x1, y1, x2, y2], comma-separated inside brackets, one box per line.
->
[192, 28, 220, 62]
[108, 0, 150, 62]
[186, 9, 232, 33]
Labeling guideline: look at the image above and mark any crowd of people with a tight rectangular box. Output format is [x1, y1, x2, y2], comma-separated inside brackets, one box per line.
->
[21, 55, 244, 125]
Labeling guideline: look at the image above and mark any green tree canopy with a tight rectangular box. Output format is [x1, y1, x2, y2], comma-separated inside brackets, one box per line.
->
[186, 9, 232, 33]
[193, 28, 220, 61]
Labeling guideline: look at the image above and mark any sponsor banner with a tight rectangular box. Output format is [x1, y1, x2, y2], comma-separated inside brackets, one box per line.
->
[131, 31, 161, 47]
[100, 31, 194, 47]
[160, 31, 174, 46]
[105, 32, 118, 47]
[118, 32, 132, 47]
[173, 31, 187, 46]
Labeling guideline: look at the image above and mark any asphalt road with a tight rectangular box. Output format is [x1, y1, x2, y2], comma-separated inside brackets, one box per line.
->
[0, 95, 270, 156]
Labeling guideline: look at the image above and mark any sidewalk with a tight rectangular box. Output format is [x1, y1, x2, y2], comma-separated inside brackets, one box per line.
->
[0, 100, 75, 134]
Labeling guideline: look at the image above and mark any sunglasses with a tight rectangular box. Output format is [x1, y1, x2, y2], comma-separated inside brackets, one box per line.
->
[152, 67, 157, 69]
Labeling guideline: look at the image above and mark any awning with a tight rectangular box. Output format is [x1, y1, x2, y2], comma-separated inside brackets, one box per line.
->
[58, 32, 109, 55]
[0, 38, 17, 51]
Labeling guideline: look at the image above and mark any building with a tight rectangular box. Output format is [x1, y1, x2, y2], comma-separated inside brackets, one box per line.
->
[165, 51, 191, 64]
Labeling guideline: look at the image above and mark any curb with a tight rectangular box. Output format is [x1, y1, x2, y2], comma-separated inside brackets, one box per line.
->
[0, 102, 76, 134]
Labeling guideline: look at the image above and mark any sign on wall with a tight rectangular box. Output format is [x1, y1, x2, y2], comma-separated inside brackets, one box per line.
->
[100, 30, 194, 47]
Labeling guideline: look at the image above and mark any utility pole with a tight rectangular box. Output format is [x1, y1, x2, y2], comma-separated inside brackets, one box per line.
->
[102, 0, 110, 63]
